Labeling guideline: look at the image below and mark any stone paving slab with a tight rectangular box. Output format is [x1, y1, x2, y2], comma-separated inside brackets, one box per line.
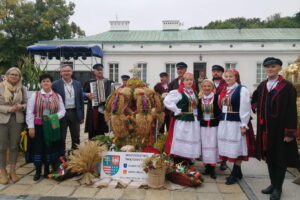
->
[197, 192, 223, 200]
[46, 185, 77, 197]
[171, 191, 198, 200]
[144, 189, 171, 200]
[121, 188, 146, 200]
[245, 177, 299, 200]
[71, 187, 99, 198]
[0, 184, 31, 196]
[26, 184, 55, 196]
[94, 188, 124, 199]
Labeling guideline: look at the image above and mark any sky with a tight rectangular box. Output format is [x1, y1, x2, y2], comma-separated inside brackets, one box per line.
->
[68, 0, 300, 36]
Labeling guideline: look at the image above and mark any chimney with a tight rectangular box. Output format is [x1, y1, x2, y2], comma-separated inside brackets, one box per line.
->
[110, 21, 130, 31]
[162, 20, 182, 31]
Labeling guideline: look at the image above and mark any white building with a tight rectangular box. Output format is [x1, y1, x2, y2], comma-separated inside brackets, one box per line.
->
[33, 20, 300, 92]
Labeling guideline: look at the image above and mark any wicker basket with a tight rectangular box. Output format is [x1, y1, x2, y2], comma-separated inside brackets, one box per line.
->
[147, 167, 166, 188]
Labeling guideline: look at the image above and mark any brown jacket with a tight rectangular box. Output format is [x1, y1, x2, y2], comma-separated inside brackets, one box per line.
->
[0, 83, 27, 124]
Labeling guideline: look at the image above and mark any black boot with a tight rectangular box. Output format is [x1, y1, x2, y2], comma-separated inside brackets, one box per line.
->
[270, 167, 286, 200]
[203, 165, 211, 175]
[226, 164, 238, 185]
[210, 166, 216, 179]
[43, 164, 50, 178]
[236, 165, 243, 179]
[220, 160, 227, 171]
[33, 163, 42, 181]
[262, 163, 276, 194]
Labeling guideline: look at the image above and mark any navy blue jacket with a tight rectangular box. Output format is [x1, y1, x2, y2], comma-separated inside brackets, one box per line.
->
[52, 79, 84, 121]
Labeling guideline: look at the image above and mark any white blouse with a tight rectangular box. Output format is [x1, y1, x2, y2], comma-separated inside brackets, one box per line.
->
[26, 89, 66, 128]
[164, 89, 196, 116]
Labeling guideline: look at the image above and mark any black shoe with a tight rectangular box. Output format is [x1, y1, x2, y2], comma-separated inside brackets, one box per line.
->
[187, 159, 194, 166]
[203, 165, 211, 175]
[236, 165, 243, 179]
[220, 160, 227, 171]
[270, 188, 282, 200]
[43, 164, 50, 178]
[33, 165, 42, 181]
[210, 166, 216, 179]
[225, 165, 238, 185]
[262, 185, 274, 194]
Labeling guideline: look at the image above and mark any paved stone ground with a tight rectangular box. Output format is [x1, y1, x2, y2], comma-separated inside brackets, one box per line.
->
[0, 117, 299, 200]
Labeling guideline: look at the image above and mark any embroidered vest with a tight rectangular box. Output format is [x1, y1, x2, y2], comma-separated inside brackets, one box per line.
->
[220, 85, 242, 122]
[199, 95, 220, 127]
[175, 92, 198, 122]
[34, 91, 60, 124]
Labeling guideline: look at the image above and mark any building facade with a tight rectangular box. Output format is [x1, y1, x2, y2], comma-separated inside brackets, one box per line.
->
[33, 21, 300, 92]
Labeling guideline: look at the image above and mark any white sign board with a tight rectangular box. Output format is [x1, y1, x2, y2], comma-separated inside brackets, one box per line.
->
[100, 152, 153, 181]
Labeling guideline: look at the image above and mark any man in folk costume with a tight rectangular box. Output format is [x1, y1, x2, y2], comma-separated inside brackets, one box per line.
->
[119, 75, 130, 88]
[252, 57, 299, 200]
[154, 72, 170, 133]
[212, 65, 226, 97]
[164, 73, 201, 162]
[83, 64, 114, 139]
[211, 64, 227, 171]
[168, 62, 188, 91]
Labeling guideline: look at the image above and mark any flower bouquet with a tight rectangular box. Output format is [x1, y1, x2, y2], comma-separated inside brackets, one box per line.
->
[166, 162, 203, 187]
[142, 153, 173, 188]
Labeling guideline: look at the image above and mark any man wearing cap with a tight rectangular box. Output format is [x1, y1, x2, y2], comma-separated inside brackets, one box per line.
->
[120, 75, 130, 88]
[154, 72, 170, 133]
[211, 65, 226, 95]
[168, 62, 188, 91]
[252, 57, 299, 200]
[83, 64, 114, 139]
[211, 64, 227, 171]
[52, 64, 84, 152]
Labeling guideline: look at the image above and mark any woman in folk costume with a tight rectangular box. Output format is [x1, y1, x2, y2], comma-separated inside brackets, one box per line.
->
[198, 79, 221, 179]
[252, 57, 299, 200]
[217, 68, 254, 185]
[163, 73, 201, 161]
[26, 74, 66, 181]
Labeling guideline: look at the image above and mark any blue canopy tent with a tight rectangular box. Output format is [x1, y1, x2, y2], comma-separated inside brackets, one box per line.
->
[26, 45, 103, 59]
[26, 45, 104, 85]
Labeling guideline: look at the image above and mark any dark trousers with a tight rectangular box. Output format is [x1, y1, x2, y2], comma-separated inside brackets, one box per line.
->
[159, 114, 170, 134]
[60, 109, 80, 153]
[267, 162, 286, 190]
[88, 112, 108, 139]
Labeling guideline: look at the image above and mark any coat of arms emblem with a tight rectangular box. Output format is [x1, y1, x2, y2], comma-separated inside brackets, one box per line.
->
[103, 155, 120, 176]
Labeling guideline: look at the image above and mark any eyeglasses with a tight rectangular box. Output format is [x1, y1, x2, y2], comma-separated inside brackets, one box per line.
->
[9, 74, 19, 77]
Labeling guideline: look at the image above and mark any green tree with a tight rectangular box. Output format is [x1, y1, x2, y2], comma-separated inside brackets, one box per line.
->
[0, 0, 85, 70]
[189, 11, 300, 29]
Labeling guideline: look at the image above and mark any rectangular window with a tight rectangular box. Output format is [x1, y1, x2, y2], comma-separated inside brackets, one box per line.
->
[256, 63, 267, 83]
[137, 63, 147, 83]
[166, 63, 176, 82]
[225, 63, 236, 69]
[109, 63, 119, 83]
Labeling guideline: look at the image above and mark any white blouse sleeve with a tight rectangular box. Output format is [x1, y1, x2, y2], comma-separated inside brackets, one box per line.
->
[163, 90, 182, 116]
[57, 94, 66, 119]
[26, 92, 36, 129]
[239, 87, 251, 129]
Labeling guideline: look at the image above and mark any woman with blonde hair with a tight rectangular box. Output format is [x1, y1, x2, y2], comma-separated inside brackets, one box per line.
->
[0, 67, 27, 184]
[198, 79, 221, 179]
[164, 73, 201, 162]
